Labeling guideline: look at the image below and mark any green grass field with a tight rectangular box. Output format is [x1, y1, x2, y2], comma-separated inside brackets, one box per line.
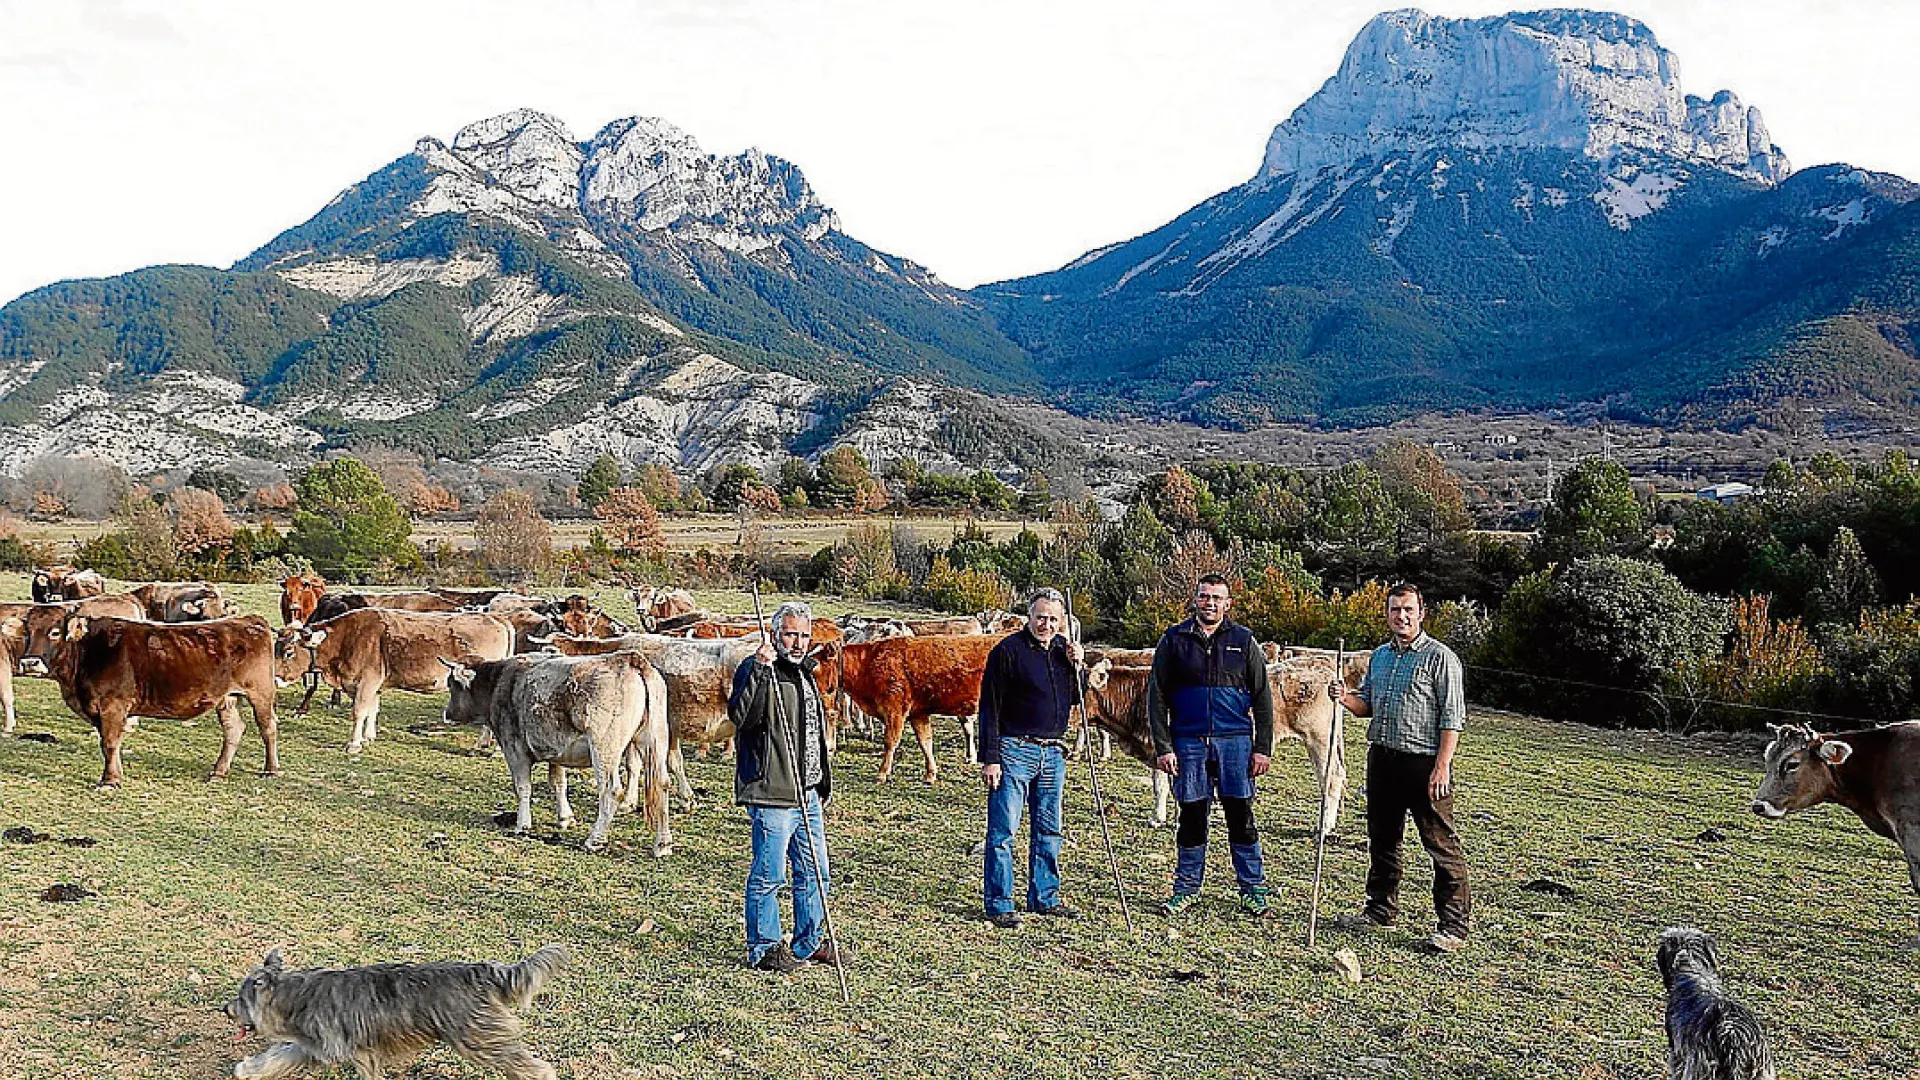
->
[0, 580, 1915, 1079]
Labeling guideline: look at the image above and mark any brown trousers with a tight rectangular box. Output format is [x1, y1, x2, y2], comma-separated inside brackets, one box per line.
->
[1363, 744, 1472, 937]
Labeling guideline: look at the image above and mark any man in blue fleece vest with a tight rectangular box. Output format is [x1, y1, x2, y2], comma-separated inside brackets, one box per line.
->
[1147, 573, 1277, 917]
[976, 587, 1085, 929]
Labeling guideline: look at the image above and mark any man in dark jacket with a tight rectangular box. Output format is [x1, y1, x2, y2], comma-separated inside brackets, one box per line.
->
[729, 600, 840, 973]
[1147, 573, 1277, 917]
[976, 587, 1085, 929]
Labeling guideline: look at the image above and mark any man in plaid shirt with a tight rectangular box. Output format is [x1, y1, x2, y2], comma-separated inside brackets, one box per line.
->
[1329, 582, 1473, 953]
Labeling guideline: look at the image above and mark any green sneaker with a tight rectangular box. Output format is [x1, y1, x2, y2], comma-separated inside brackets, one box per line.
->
[1159, 892, 1201, 917]
[1238, 888, 1271, 918]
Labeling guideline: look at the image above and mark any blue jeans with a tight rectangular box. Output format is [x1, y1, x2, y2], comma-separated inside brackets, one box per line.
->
[745, 791, 830, 965]
[983, 738, 1066, 916]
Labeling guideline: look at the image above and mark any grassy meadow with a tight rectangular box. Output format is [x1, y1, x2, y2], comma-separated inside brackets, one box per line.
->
[0, 579, 1915, 1078]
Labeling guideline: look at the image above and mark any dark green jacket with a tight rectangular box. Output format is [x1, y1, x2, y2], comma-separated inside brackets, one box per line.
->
[729, 655, 833, 808]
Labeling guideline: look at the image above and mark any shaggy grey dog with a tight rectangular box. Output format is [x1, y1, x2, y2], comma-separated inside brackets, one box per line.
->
[1656, 928, 1776, 1080]
[224, 943, 566, 1080]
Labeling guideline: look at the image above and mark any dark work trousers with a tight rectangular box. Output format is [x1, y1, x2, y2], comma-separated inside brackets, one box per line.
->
[1363, 743, 1472, 937]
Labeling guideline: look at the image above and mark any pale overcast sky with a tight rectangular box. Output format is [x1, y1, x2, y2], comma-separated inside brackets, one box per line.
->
[2, 0, 1915, 306]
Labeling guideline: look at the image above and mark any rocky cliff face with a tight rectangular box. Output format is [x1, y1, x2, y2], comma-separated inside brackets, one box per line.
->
[1260, 9, 1789, 183]
[983, 7, 1920, 430]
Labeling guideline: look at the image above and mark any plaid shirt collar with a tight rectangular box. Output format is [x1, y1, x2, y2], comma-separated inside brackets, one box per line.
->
[1387, 631, 1433, 655]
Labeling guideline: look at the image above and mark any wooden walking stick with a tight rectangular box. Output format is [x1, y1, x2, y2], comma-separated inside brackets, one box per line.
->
[1307, 638, 1347, 949]
[1066, 590, 1135, 935]
[751, 584, 852, 1003]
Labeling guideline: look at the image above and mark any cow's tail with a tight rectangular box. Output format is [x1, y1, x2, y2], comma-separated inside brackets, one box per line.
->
[492, 944, 567, 1008]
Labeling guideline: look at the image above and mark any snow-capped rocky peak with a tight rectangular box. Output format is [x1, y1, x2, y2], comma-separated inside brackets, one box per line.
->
[448, 109, 587, 213]
[1260, 8, 1790, 183]
[582, 117, 840, 254]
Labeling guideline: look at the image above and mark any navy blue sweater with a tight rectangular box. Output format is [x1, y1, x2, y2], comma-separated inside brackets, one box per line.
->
[975, 631, 1081, 765]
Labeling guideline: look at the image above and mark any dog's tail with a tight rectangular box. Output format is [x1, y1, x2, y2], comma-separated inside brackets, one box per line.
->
[493, 944, 567, 1008]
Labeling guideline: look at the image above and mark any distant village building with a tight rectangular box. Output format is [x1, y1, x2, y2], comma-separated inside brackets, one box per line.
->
[1695, 481, 1754, 503]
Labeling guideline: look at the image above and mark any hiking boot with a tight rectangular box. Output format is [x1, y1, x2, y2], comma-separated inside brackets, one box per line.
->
[1032, 902, 1080, 920]
[1426, 931, 1468, 954]
[1331, 911, 1392, 933]
[1238, 888, 1272, 919]
[988, 911, 1023, 930]
[1159, 892, 1201, 917]
[803, 940, 851, 967]
[752, 943, 807, 973]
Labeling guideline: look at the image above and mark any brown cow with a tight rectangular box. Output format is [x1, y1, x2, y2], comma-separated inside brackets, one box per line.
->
[831, 633, 1008, 783]
[128, 582, 226, 622]
[19, 613, 279, 787]
[1752, 721, 1920, 946]
[549, 595, 628, 638]
[274, 609, 514, 753]
[31, 566, 106, 603]
[1085, 649, 1369, 832]
[630, 586, 698, 631]
[674, 617, 843, 645]
[279, 574, 326, 626]
[899, 615, 985, 637]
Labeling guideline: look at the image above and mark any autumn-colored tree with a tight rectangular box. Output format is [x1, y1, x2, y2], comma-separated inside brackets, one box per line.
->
[403, 479, 461, 515]
[476, 489, 552, 581]
[636, 463, 682, 510]
[595, 486, 667, 558]
[31, 491, 68, 521]
[172, 487, 236, 557]
[1369, 439, 1470, 542]
[249, 484, 298, 513]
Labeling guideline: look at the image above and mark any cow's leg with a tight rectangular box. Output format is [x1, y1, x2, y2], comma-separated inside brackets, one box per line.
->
[347, 683, 380, 754]
[1302, 723, 1346, 837]
[1100, 732, 1112, 764]
[912, 715, 939, 784]
[247, 689, 281, 777]
[550, 764, 573, 828]
[95, 710, 129, 788]
[1152, 770, 1171, 828]
[503, 744, 536, 833]
[207, 698, 245, 781]
[618, 744, 642, 812]
[666, 732, 695, 809]
[583, 736, 625, 852]
[958, 715, 977, 764]
[0, 663, 14, 735]
[876, 711, 908, 782]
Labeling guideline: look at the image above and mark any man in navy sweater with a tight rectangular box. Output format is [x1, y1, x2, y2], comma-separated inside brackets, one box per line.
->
[1147, 573, 1277, 917]
[976, 587, 1084, 929]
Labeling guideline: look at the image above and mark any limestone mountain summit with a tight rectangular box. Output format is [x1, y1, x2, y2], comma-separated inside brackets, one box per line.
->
[984, 7, 1918, 429]
[0, 108, 1049, 479]
[1259, 9, 1789, 183]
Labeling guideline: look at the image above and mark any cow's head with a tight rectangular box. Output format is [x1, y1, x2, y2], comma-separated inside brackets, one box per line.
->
[1086, 658, 1114, 691]
[438, 656, 477, 689]
[271, 626, 324, 686]
[1752, 724, 1853, 818]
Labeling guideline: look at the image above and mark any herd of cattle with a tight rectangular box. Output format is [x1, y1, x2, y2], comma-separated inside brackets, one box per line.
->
[4, 566, 1917, 942]
[0, 567, 1367, 850]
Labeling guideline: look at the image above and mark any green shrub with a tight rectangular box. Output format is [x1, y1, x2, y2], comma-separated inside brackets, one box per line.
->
[1480, 556, 1725, 727]
[918, 556, 1011, 614]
